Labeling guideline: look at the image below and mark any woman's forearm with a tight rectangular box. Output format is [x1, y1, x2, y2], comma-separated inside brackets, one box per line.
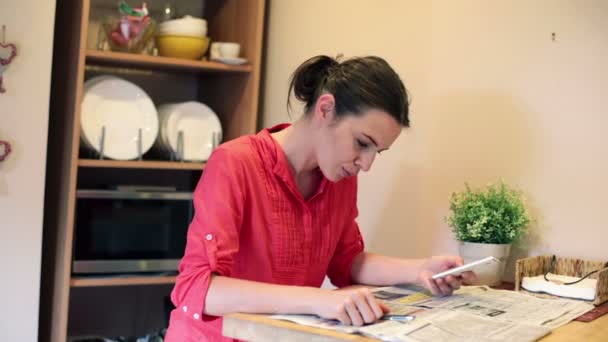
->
[204, 275, 322, 316]
[204, 252, 427, 316]
[350, 252, 426, 286]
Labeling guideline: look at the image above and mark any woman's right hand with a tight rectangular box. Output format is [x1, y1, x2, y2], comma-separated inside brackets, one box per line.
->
[312, 287, 390, 326]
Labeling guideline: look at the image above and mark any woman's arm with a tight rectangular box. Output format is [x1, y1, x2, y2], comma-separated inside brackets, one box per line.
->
[205, 275, 389, 326]
[204, 275, 318, 316]
[350, 252, 475, 296]
[350, 252, 425, 285]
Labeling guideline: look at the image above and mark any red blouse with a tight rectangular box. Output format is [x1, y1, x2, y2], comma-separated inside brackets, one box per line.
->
[165, 124, 365, 342]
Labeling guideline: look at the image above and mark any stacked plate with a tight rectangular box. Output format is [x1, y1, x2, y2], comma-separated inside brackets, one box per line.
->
[81, 76, 159, 160]
[154, 101, 222, 162]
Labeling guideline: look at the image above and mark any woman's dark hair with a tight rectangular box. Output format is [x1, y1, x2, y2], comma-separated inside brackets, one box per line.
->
[288, 55, 410, 127]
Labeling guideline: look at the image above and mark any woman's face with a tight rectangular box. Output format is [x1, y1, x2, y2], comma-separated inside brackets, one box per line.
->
[314, 99, 403, 182]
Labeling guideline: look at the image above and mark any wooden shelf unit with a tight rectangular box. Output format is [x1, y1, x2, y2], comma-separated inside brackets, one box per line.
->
[41, 0, 266, 341]
[71, 276, 177, 287]
[86, 50, 253, 73]
[78, 158, 206, 170]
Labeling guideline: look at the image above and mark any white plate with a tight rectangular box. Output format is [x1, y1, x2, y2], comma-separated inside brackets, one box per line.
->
[156, 101, 222, 161]
[80, 75, 116, 151]
[211, 57, 248, 65]
[81, 76, 159, 160]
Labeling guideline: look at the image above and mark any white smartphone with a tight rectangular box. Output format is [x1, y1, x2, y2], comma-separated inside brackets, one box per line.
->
[431, 256, 500, 280]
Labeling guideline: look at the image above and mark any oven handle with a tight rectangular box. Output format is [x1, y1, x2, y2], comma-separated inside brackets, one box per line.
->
[76, 189, 193, 200]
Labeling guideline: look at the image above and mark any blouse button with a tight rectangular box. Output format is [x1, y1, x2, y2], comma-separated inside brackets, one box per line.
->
[193, 313, 200, 320]
[206, 234, 213, 241]
[182, 306, 188, 313]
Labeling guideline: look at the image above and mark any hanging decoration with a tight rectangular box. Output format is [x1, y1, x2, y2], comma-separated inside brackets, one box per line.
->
[0, 140, 11, 162]
[0, 25, 18, 94]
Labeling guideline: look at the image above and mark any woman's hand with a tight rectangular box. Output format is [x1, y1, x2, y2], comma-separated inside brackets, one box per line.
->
[416, 256, 476, 296]
[312, 287, 390, 326]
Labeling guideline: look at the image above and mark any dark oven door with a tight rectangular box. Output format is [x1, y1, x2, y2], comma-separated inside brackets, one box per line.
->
[73, 189, 192, 274]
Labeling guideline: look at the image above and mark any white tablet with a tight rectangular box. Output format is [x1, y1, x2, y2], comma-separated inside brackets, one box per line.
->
[431, 256, 500, 280]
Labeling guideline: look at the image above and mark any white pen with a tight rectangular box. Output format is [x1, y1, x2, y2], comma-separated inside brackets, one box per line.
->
[383, 314, 415, 322]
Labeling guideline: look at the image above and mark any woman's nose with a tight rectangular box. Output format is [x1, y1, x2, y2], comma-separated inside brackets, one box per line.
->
[356, 151, 376, 172]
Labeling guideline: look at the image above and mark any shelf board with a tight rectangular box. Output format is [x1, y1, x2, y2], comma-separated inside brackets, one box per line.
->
[78, 159, 206, 170]
[71, 275, 176, 287]
[86, 50, 252, 73]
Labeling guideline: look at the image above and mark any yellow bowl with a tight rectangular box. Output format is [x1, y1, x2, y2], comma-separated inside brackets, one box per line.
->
[155, 35, 210, 60]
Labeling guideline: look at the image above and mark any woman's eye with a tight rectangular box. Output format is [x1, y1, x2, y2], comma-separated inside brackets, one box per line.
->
[357, 139, 369, 149]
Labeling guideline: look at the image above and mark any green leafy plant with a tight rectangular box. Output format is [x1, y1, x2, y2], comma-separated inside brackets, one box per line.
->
[446, 181, 530, 244]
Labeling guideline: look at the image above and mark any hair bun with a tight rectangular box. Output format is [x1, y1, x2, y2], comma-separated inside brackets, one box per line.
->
[287, 54, 410, 127]
[288, 55, 338, 111]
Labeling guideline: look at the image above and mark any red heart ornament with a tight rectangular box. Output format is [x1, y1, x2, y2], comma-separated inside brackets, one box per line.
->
[0, 42, 17, 93]
[0, 43, 16, 65]
[0, 140, 11, 162]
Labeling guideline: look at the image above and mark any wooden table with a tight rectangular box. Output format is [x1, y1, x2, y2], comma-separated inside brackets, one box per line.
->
[223, 312, 608, 342]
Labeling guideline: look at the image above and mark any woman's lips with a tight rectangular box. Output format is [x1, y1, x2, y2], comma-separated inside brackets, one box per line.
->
[342, 167, 354, 177]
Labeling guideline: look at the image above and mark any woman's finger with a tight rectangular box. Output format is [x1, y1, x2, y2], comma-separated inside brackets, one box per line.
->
[445, 275, 462, 291]
[363, 290, 385, 320]
[424, 276, 442, 296]
[435, 277, 453, 296]
[460, 271, 476, 285]
[379, 302, 391, 314]
[351, 291, 376, 324]
[335, 308, 351, 326]
[344, 297, 364, 326]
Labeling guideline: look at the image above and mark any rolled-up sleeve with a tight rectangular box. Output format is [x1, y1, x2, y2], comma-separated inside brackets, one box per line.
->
[170, 147, 245, 321]
[326, 178, 365, 288]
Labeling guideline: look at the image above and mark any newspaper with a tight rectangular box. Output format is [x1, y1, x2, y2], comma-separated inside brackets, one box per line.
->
[411, 285, 593, 329]
[357, 310, 551, 342]
[270, 285, 425, 336]
[270, 285, 594, 342]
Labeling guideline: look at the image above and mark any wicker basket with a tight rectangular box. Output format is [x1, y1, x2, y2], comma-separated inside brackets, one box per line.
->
[515, 255, 608, 305]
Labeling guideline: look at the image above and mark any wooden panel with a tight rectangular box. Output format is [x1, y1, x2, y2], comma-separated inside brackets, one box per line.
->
[40, 1, 91, 342]
[223, 313, 377, 342]
[69, 286, 173, 338]
[78, 159, 206, 170]
[76, 167, 200, 192]
[541, 315, 608, 341]
[223, 312, 608, 342]
[71, 276, 176, 287]
[86, 50, 252, 73]
[206, 0, 264, 61]
[200, 0, 266, 140]
[43, 0, 266, 340]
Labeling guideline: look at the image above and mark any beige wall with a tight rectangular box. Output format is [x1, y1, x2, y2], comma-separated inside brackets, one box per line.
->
[0, 0, 56, 340]
[262, 0, 608, 280]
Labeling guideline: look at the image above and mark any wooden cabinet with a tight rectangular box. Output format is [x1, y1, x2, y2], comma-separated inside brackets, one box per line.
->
[40, 0, 266, 341]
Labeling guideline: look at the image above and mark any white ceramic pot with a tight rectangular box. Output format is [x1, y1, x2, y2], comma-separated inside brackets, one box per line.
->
[458, 241, 511, 286]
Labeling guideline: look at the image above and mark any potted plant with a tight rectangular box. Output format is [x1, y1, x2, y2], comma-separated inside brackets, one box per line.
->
[446, 181, 531, 286]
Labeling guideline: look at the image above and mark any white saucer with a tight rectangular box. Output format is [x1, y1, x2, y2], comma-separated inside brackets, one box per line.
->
[211, 57, 248, 65]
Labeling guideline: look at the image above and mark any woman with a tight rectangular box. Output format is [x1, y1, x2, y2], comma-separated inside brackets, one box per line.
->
[165, 55, 474, 341]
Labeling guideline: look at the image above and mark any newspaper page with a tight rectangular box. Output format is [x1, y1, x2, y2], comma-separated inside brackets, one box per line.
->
[358, 310, 550, 342]
[269, 285, 592, 342]
[411, 286, 593, 329]
[270, 285, 426, 334]
[267, 314, 361, 334]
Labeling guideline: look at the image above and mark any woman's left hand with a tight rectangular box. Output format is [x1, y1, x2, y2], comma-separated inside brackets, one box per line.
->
[416, 256, 476, 296]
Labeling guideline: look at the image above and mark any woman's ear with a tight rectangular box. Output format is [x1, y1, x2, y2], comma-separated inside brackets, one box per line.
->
[313, 93, 336, 123]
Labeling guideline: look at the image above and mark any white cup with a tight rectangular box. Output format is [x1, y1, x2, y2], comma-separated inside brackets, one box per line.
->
[210, 42, 240, 59]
